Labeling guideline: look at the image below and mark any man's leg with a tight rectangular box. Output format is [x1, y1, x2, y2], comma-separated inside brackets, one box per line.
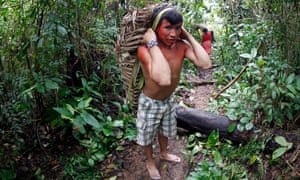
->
[144, 144, 161, 179]
[158, 134, 181, 162]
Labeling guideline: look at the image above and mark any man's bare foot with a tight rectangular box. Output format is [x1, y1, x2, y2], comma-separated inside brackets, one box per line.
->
[146, 162, 161, 179]
[160, 153, 181, 163]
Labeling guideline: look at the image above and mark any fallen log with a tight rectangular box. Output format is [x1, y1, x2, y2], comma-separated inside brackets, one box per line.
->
[175, 106, 299, 151]
[183, 80, 216, 86]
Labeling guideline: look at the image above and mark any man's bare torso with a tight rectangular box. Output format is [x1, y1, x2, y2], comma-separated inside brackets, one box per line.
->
[141, 40, 187, 100]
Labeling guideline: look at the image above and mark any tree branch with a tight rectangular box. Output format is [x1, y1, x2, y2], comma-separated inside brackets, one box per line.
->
[214, 62, 249, 100]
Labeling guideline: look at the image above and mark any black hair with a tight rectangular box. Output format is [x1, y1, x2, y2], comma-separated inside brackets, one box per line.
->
[150, 4, 183, 30]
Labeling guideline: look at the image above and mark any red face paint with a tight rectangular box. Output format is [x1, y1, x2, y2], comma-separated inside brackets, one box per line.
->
[156, 19, 182, 47]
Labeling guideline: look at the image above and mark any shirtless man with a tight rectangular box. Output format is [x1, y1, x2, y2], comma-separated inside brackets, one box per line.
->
[136, 5, 211, 179]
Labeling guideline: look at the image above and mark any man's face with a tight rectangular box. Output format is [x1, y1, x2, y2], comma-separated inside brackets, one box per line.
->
[156, 19, 182, 47]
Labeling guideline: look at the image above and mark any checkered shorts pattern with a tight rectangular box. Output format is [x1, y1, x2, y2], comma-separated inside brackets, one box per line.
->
[136, 92, 176, 146]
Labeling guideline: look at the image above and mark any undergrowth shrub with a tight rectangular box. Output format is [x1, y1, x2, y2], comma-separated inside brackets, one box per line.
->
[184, 131, 266, 179]
[211, 20, 300, 130]
[0, 73, 31, 179]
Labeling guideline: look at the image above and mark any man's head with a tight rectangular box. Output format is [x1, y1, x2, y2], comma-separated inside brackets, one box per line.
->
[195, 24, 208, 33]
[151, 4, 183, 31]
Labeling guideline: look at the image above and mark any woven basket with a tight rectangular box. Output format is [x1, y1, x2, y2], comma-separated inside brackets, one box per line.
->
[116, 3, 169, 113]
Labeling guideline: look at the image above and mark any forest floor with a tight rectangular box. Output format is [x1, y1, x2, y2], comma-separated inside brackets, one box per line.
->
[14, 67, 300, 179]
[100, 68, 215, 180]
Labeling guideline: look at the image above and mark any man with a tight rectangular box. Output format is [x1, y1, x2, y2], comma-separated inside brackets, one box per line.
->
[136, 4, 211, 179]
[196, 24, 215, 56]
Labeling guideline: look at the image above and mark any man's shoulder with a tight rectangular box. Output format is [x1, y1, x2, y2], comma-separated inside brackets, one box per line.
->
[177, 39, 190, 48]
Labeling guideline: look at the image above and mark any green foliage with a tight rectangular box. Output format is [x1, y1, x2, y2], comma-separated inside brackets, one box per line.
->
[64, 154, 103, 179]
[185, 1, 299, 179]
[0, 0, 127, 178]
[0, 72, 31, 175]
[53, 76, 136, 156]
[272, 136, 293, 160]
[0, 161, 16, 180]
[211, 0, 300, 130]
[184, 131, 264, 179]
[1, 0, 299, 178]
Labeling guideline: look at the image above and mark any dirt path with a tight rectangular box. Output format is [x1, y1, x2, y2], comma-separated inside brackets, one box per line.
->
[101, 69, 215, 180]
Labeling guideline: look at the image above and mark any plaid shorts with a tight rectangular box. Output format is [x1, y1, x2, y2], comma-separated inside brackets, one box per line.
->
[136, 92, 176, 146]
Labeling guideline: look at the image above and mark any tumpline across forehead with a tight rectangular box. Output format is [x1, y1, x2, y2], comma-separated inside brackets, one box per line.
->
[151, 5, 183, 31]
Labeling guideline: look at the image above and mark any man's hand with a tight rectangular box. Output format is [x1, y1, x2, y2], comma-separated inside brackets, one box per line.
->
[179, 27, 190, 40]
[143, 28, 157, 44]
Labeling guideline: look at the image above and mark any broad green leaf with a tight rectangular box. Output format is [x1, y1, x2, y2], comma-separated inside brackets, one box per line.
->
[21, 85, 36, 95]
[275, 136, 288, 146]
[78, 97, 93, 109]
[45, 79, 59, 90]
[188, 134, 195, 143]
[272, 147, 288, 159]
[66, 104, 76, 115]
[213, 150, 222, 165]
[37, 38, 44, 48]
[81, 78, 88, 88]
[296, 78, 300, 90]
[249, 155, 257, 165]
[122, 104, 130, 113]
[116, 130, 123, 139]
[240, 117, 249, 124]
[287, 92, 295, 99]
[274, 136, 292, 149]
[195, 132, 202, 138]
[112, 101, 121, 110]
[227, 123, 236, 133]
[80, 111, 100, 129]
[250, 48, 257, 58]
[192, 145, 200, 155]
[57, 25, 67, 36]
[286, 85, 297, 95]
[53, 107, 73, 118]
[37, 83, 45, 93]
[230, 102, 239, 108]
[112, 120, 124, 127]
[73, 116, 86, 134]
[226, 111, 238, 120]
[103, 128, 113, 136]
[257, 59, 266, 67]
[88, 158, 95, 167]
[207, 130, 219, 147]
[240, 53, 252, 59]
[245, 122, 254, 130]
[107, 176, 117, 180]
[94, 152, 105, 161]
[271, 90, 276, 99]
[107, 116, 112, 121]
[117, 146, 125, 151]
[286, 110, 293, 121]
[237, 124, 244, 132]
[286, 73, 295, 84]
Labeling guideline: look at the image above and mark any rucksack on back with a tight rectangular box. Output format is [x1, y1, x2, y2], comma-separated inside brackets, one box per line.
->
[116, 3, 168, 114]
